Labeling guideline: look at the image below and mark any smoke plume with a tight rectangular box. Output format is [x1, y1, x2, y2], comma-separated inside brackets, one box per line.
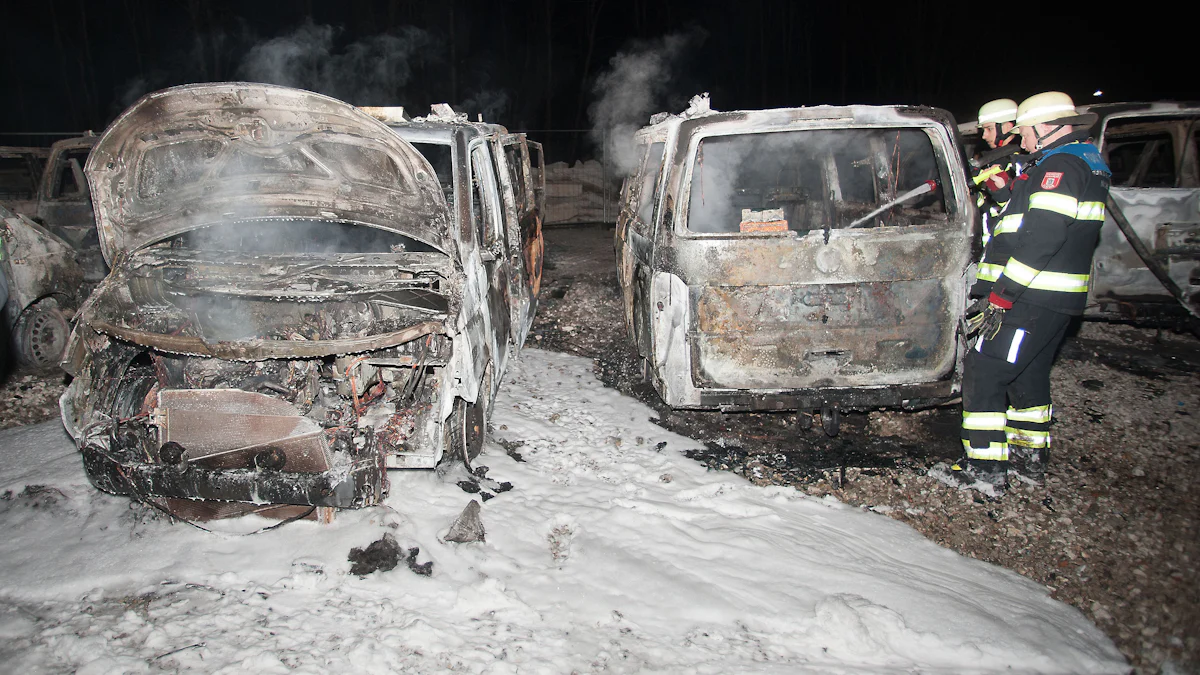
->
[237, 22, 436, 106]
[588, 29, 707, 175]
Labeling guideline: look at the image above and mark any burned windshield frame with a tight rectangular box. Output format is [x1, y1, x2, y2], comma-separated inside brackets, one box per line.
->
[680, 126, 951, 236]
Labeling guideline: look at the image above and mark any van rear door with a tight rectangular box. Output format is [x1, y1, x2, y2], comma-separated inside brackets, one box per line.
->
[672, 113, 972, 392]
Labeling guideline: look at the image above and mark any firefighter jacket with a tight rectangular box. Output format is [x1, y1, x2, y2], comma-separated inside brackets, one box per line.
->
[972, 157, 1021, 253]
[973, 139, 1111, 315]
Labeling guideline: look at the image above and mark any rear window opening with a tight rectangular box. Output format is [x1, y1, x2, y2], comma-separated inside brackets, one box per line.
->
[685, 128, 949, 234]
[160, 219, 441, 254]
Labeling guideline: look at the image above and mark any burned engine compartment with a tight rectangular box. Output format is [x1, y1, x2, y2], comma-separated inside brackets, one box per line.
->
[62, 224, 465, 512]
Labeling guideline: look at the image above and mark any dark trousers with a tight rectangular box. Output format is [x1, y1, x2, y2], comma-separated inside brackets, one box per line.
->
[961, 302, 1071, 461]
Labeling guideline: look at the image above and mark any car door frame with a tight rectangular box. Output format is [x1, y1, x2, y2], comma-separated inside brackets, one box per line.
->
[466, 136, 514, 384]
[490, 133, 541, 351]
[617, 127, 673, 363]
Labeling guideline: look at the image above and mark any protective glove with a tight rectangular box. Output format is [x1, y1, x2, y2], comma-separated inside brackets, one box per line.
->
[963, 297, 988, 336]
[975, 292, 1013, 344]
[978, 303, 1006, 341]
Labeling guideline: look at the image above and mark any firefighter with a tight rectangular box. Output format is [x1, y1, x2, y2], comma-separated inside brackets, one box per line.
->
[951, 91, 1109, 495]
[972, 98, 1021, 270]
[978, 98, 1018, 151]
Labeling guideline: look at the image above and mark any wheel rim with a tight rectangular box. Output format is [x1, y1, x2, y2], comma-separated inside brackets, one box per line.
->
[16, 306, 69, 368]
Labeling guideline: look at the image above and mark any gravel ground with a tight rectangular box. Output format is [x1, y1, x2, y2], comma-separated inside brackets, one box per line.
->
[2, 223, 1197, 674]
[530, 224, 1200, 675]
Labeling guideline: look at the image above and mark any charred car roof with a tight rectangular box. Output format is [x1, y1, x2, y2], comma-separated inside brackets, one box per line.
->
[85, 83, 452, 263]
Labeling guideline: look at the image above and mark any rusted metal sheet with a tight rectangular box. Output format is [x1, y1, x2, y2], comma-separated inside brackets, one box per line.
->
[155, 389, 331, 472]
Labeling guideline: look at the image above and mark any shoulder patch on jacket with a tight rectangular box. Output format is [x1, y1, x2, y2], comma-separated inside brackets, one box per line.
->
[1041, 172, 1063, 189]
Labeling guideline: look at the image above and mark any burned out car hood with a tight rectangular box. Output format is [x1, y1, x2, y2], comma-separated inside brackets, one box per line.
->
[78, 248, 457, 360]
[85, 83, 452, 263]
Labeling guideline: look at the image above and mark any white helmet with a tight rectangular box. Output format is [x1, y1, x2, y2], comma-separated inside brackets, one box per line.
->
[977, 98, 1018, 128]
[1016, 91, 1097, 127]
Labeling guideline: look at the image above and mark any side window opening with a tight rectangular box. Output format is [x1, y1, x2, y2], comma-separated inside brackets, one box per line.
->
[470, 144, 504, 248]
[1103, 115, 1200, 188]
[502, 142, 530, 213]
[685, 128, 948, 235]
[0, 155, 39, 200]
[52, 149, 91, 199]
[1107, 132, 1176, 187]
[636, 142, 666, 229]
[410, 141, 455, 208]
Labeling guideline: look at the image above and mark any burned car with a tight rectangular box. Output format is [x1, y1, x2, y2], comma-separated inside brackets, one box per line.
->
[1, 203, 84, 368]
[1, 135, 101, 368]
[60, 83, 542, 517]
[1079, 102, 1200, 321]
[616, 101, 974, 434]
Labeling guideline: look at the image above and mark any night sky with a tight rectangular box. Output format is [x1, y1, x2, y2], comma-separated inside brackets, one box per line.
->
[1, 0, 1194, 161]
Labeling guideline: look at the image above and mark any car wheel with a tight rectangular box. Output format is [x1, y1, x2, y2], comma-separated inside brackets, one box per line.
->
[452, 397, 486, 470]
[13, 299, 69, 370]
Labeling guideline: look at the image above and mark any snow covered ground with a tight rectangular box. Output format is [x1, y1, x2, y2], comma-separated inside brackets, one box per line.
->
[0, 349, 1127, 673]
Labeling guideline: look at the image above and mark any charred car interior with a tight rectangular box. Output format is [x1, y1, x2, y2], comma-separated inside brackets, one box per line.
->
[617, 102, 972, 435]
[58, 84, 543, 519]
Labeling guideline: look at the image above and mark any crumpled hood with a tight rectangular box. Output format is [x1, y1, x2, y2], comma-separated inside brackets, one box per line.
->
[85, 83, 452, 263]
[78, 247, 458, 360]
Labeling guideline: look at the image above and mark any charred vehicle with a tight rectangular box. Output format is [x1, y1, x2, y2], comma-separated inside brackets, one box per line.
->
[60, 84, 542, 517]
[1, 203, 84, 368]
[1078, 102, 1200, 321]
[616, 101, 974, 434]
[361, 103, 546, 349]
[1, 135, 100, 368]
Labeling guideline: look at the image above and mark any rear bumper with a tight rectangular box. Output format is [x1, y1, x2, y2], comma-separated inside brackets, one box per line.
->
[692, 379, 957, 412]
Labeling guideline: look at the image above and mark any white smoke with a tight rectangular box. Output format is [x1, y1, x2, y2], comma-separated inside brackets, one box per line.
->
[237, 22, 436, 106]
[588, 29, 707, 176]
[460, 88, 511, 123]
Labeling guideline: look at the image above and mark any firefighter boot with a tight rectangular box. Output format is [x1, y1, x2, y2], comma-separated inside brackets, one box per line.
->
[1009, 446, 1047, 485]
[946, 458, 1008, 497]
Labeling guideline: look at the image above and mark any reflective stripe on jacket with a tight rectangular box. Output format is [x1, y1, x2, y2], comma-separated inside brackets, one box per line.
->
[978, 141, 1111, 314]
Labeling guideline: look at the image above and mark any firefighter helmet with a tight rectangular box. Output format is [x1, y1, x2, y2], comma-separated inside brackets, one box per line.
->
[1016, 91, 1097, 128]
[977, 99, 1018, 128]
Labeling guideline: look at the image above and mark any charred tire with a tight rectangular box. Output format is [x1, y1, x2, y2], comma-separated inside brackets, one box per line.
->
[821, 406, 840, 437]
[451, 397, 486, 470]
[13, 300, 69, 370]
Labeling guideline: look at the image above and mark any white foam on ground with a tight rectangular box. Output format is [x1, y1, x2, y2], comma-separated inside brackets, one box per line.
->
[0, 349, 1127, 673]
